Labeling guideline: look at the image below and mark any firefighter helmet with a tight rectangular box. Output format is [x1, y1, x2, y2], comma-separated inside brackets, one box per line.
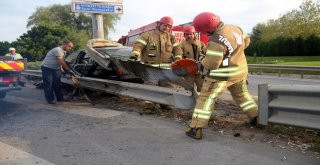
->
[171, 58, 198, 76]
[159, 16, 173, 26]
[193, 12, 220, 33]
[184, 26, 195, 34]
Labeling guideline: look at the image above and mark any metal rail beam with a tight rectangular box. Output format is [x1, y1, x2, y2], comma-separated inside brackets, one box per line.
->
[248, 64, 320, 71]
[248, 64, 320, 78]
[22, 70, 195, 110]
[258, 84, 320, 130]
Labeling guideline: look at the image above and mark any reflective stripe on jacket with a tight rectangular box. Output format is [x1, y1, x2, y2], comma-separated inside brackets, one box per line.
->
[5, 53, 23, 60]
[178, 39, 205, 61]
[201, 22, 249, 81]
[132, 29, 182, 66]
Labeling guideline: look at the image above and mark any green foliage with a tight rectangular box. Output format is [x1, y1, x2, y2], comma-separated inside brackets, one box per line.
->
[0, 41, 11, 55]
[247, 56, 320, 64]
[247, 0, 320, 57]
[27, 61, 42, 70]
[12, 25, 89, 61]
[27, 4, 120, 39]
[6, 4, 121, 61]
[246, 34, 320, 56]
[247, 56, 320, 74]
[315, 139, 320, 152]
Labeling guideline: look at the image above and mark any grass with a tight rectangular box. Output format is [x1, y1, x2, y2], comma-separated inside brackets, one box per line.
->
[247, 56, 320, 65]
[246, 56, 320, 75]
[27, 61, 41, 70]
[315, 139, 320, 152]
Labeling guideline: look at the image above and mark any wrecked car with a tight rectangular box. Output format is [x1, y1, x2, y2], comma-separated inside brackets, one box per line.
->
[65, 39, 143, 83]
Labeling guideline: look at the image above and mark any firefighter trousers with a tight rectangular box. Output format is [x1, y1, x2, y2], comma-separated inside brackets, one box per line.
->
[189, 77, 258, 128]
[184, 74, 204, 92]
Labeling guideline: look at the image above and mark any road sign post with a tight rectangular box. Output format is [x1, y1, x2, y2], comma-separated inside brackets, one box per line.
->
[71, 0, 123, 39]
[71, 2, 123, 14]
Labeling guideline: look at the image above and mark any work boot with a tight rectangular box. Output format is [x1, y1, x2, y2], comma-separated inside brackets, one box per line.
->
[246, 117, 258, 126]
[185, 127, 202, 140]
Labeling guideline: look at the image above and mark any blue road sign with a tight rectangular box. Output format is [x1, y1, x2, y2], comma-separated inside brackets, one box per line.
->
[71, 2, 123, 14]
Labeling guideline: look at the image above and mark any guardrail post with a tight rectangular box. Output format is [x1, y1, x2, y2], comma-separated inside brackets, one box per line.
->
[300, 71, 304, 79]
[258, 84, 269, 125]
[278, 70, 281, 77]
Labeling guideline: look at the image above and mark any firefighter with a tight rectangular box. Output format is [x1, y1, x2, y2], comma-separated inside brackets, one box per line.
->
[5, 47, 23, 60]
[185, 12, 258, 140]
[176, 26, 205, 92]
[128, 16, 182, 66]
[128, 16, 183, 110]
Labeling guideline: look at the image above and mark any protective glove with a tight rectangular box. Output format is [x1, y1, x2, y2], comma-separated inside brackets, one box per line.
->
[197, 61, 208, 76]
[128, 55, 138, 62]
[198, 54, 206, 62]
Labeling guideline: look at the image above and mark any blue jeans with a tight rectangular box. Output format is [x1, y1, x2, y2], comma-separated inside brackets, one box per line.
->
[41, 66, 63, 102]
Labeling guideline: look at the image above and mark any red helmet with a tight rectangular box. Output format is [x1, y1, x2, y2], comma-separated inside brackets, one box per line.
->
[193, 12, 220, 33]
[159, 16, 173, 26]
[183, 26, 195, 34]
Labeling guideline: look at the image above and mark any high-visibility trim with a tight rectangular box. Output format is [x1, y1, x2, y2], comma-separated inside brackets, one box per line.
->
[173, 42, 180, 47]
[210, 65, 246, 73]
[16, 62, 24, 68]
[0, 62, 12, 70]
[132, 50, 141, 56]
[243, 104, 257, 111]
[203, 81, 227, 111]
[136, 39, 147, 45]
[240, 79, 257, 112]
[192, 113, 210, 120]
[206, 50, 223, 57]
[150, 63, 171, 69]
[209, 65, 247, 77]
[240, 100, 255, 108]
[175, 55, 182, 59]
[0, 61, 24, 71]
[194, 108, 211, 115]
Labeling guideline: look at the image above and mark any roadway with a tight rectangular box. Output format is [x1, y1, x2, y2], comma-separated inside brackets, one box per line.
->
[0, 76, 319, 165]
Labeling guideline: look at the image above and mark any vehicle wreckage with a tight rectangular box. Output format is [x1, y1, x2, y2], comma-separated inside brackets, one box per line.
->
[31, 39, 197, 109]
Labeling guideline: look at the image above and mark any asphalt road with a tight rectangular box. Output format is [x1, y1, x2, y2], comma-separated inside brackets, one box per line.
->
[0, 84, 319, 165]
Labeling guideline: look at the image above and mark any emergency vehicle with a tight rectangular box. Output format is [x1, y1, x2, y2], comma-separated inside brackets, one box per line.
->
[0, 56, 26, 98]
[117, 22, 209, 47]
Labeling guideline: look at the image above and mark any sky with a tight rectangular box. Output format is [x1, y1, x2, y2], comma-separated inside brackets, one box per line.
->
[0, 0, 304, 42]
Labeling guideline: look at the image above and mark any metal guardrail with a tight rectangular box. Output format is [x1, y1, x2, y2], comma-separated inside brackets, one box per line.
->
[258, 84, 320, 130]
[22, 70, 196, 110]
[248, 64, 320, 78]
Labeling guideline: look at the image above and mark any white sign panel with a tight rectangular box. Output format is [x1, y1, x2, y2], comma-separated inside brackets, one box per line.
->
[72, 0, 122, 4]
[71, 2, 123, 14]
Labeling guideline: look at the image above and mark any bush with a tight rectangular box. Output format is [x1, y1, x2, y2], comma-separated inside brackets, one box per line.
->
[27, 61, 41, 70]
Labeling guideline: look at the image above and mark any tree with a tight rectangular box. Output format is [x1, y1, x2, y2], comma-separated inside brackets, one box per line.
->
[27, 4, 120, 38]
[12, 25, 89, 61]
[247, 0, 320, 56]
[253, 0, 320, 42]
[0, 41, 11, 56]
